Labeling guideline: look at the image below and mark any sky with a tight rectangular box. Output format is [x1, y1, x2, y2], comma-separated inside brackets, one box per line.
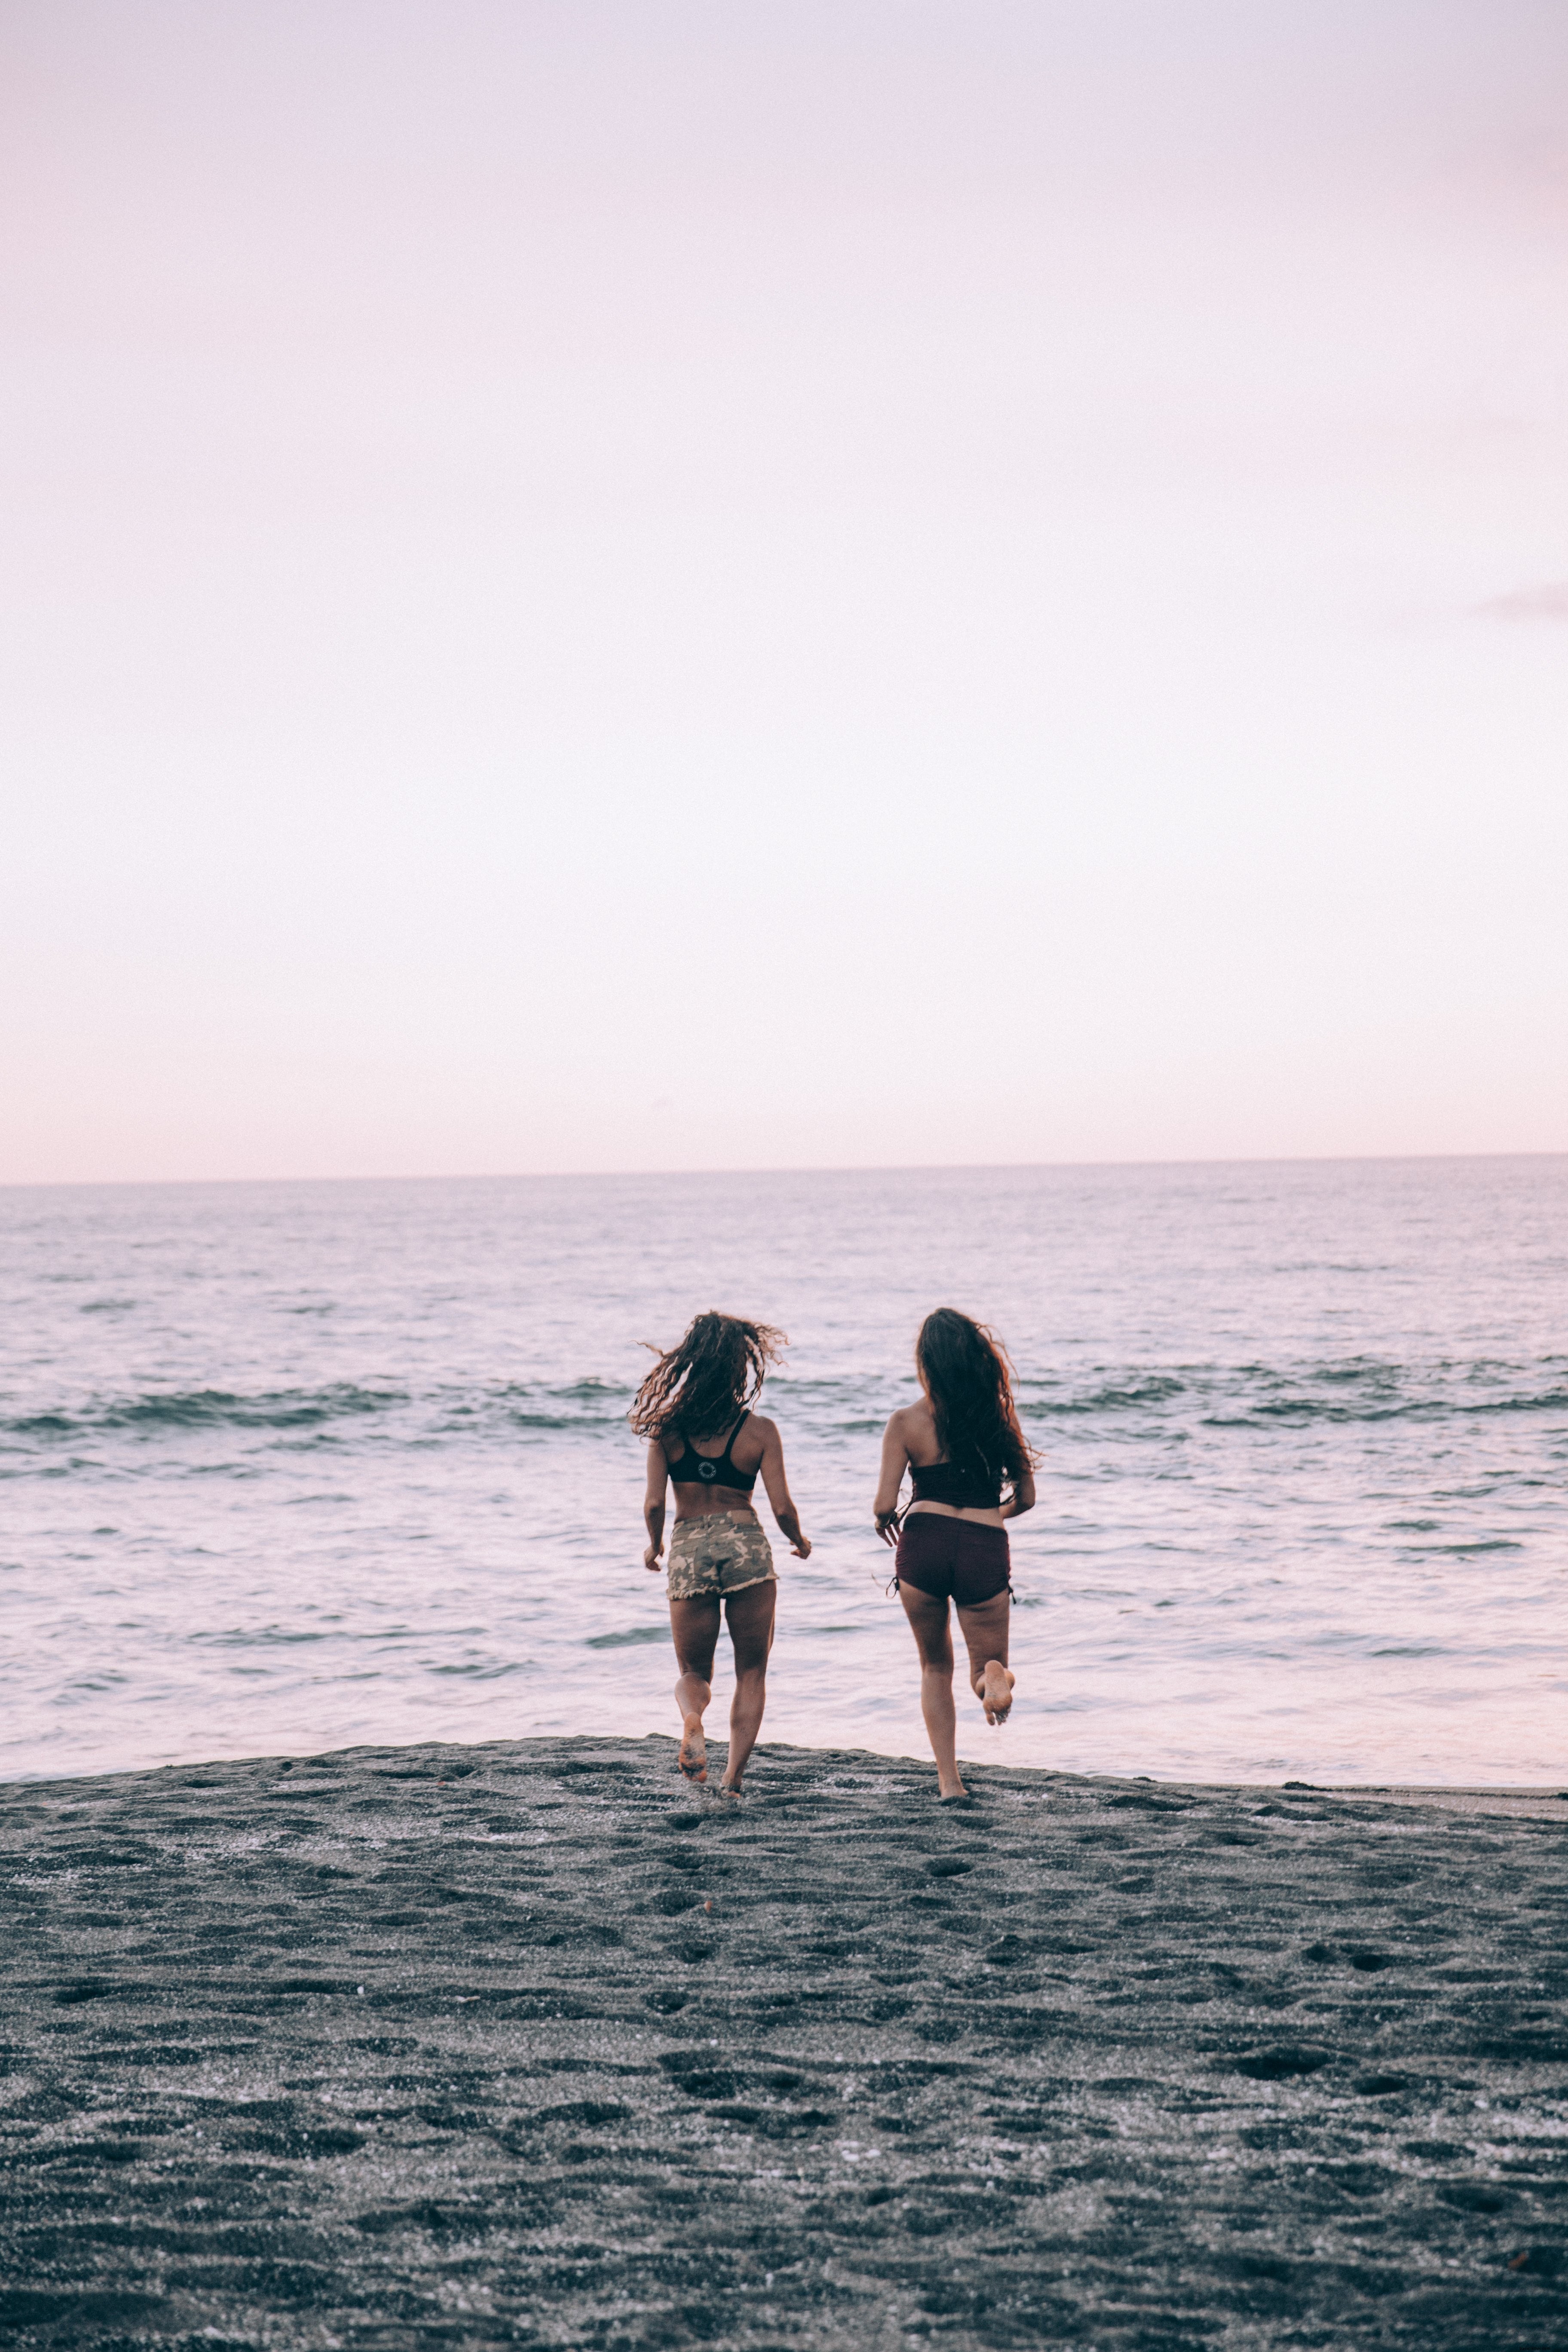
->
[2, 0, 1565, 1182]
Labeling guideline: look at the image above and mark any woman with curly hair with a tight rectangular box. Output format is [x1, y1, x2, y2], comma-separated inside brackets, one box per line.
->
[631, 1311, 811, 1793]
[874, 1307, 1037, 1804]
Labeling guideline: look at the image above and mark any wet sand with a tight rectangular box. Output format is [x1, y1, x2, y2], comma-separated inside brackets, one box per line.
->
[3, 1736, 1565, 2349]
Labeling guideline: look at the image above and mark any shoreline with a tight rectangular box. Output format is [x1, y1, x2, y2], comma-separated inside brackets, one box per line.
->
[5, 1733, 1565, 2347]
[6, 1738, 1564, 1814]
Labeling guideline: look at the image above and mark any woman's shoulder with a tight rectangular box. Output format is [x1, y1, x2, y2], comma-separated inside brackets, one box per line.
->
[885, 1400, 934, 1437]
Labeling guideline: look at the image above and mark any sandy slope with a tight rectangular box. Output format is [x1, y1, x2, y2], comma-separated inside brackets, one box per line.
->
[2, 1737, 1566, 2350]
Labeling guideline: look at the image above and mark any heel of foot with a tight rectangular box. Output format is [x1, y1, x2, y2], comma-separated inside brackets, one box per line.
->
[678, 1716, 707, 1782]
[981, 1662, 1015, 1724]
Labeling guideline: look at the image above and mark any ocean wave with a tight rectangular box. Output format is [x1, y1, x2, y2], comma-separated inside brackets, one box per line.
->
[1201, 1380, 1568, 1429]
[441, 1378, 636, 1435]
[1020, 1375, 1187, 1416]
[1002, 1355, 1568, 1434]
[3, 1384, 408, 1440]
[0, 1373, 642, 1453]
[4, 1359, 1563, 1459]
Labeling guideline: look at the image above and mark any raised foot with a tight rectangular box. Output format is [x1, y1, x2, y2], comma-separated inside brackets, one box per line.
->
[678, 1715, 707, 1782]
[980, 1660, 1016, 1725]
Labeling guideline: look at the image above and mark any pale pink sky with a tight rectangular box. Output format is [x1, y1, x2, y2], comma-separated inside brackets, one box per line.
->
[2, 1, 1565, 1180]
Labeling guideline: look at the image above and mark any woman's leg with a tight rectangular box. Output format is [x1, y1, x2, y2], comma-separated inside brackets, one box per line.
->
[898, 1584, 966, 1798]
[670, 1596, 721, 1779]
[956, 1590, 1014, 1723]
[719, 1580, 776, 1792]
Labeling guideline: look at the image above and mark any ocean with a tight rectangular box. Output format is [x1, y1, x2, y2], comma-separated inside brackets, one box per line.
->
[1, 1158, 1562, 1787]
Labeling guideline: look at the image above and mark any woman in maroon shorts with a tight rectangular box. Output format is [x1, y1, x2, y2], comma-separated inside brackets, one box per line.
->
[874, 1308, 1037, 1803]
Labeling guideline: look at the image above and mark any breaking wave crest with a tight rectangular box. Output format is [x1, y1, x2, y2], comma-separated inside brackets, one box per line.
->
[0, 1376, 639, 1452]
[3, 1357, 1564, 1465]
[5, 1384, 407, 1439]
[1012, 1357, 1568, 1430]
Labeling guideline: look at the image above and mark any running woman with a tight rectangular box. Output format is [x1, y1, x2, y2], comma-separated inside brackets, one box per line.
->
[631, 1312, 810, 1794]
[874, 1308, 1036, 1803]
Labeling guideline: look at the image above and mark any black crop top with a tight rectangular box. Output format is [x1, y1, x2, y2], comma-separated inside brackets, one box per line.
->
[909, 1457, 1002, 1510]
[665, 1412, 757, 1493]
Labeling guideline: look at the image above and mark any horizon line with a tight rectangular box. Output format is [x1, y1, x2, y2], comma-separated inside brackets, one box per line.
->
[3, 1145, 1565, 1193]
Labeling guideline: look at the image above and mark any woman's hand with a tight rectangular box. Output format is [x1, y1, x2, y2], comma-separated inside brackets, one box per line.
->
[759, 1423, 811, 1561]
[643, 1443, 668, 1575]
[1000, 1470, 1037, 1522]
[874, 1413, 911, 1546]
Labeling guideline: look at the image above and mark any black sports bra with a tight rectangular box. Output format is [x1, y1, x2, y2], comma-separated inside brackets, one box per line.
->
[909, 1457, 1001, 1510]
[665, 1412, 757, 1493]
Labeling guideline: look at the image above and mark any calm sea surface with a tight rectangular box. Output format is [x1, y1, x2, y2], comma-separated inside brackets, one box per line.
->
[1, 1160, 1562, 1787]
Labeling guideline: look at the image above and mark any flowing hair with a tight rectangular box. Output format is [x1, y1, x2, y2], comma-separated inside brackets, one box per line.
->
[916, 1307, 1036, 1493]
[629, 1311, 787, 1449]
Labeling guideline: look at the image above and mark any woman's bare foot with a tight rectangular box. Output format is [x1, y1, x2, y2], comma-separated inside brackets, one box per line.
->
[678, 1715, 707, 1781]
[935, 1770, 969, 1801]
[979, 1661, 1015, 1725]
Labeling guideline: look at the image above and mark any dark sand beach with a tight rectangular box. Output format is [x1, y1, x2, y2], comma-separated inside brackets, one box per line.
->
[3, 1739, 1565, 2350]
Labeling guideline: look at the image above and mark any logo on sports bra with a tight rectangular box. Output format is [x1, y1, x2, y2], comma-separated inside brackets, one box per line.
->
[698, 1461, 717, 1480]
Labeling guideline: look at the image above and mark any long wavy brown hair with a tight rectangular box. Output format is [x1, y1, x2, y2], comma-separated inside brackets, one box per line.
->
[916, 1307, 1035, 1492]
[629, 1311, 787, 1449]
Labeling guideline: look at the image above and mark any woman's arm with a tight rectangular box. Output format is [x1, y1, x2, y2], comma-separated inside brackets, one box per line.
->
[1001, 1468, 1036, 1522]
[873, 1412, 911, 1546]
[756, 1418, 811, 1557]
[643, 1440, 669, 1571]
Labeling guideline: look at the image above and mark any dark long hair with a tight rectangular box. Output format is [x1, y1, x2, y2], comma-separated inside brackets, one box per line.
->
[629, 1311, 787, 1448]
[916, 1307, 1035, 1492]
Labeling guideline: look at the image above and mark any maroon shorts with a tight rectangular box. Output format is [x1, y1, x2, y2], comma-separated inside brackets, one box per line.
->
[895, 1513, 1010, 1606]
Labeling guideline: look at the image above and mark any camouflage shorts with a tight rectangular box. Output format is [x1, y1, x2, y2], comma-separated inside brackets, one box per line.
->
[667, 1511, 776, 1601]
